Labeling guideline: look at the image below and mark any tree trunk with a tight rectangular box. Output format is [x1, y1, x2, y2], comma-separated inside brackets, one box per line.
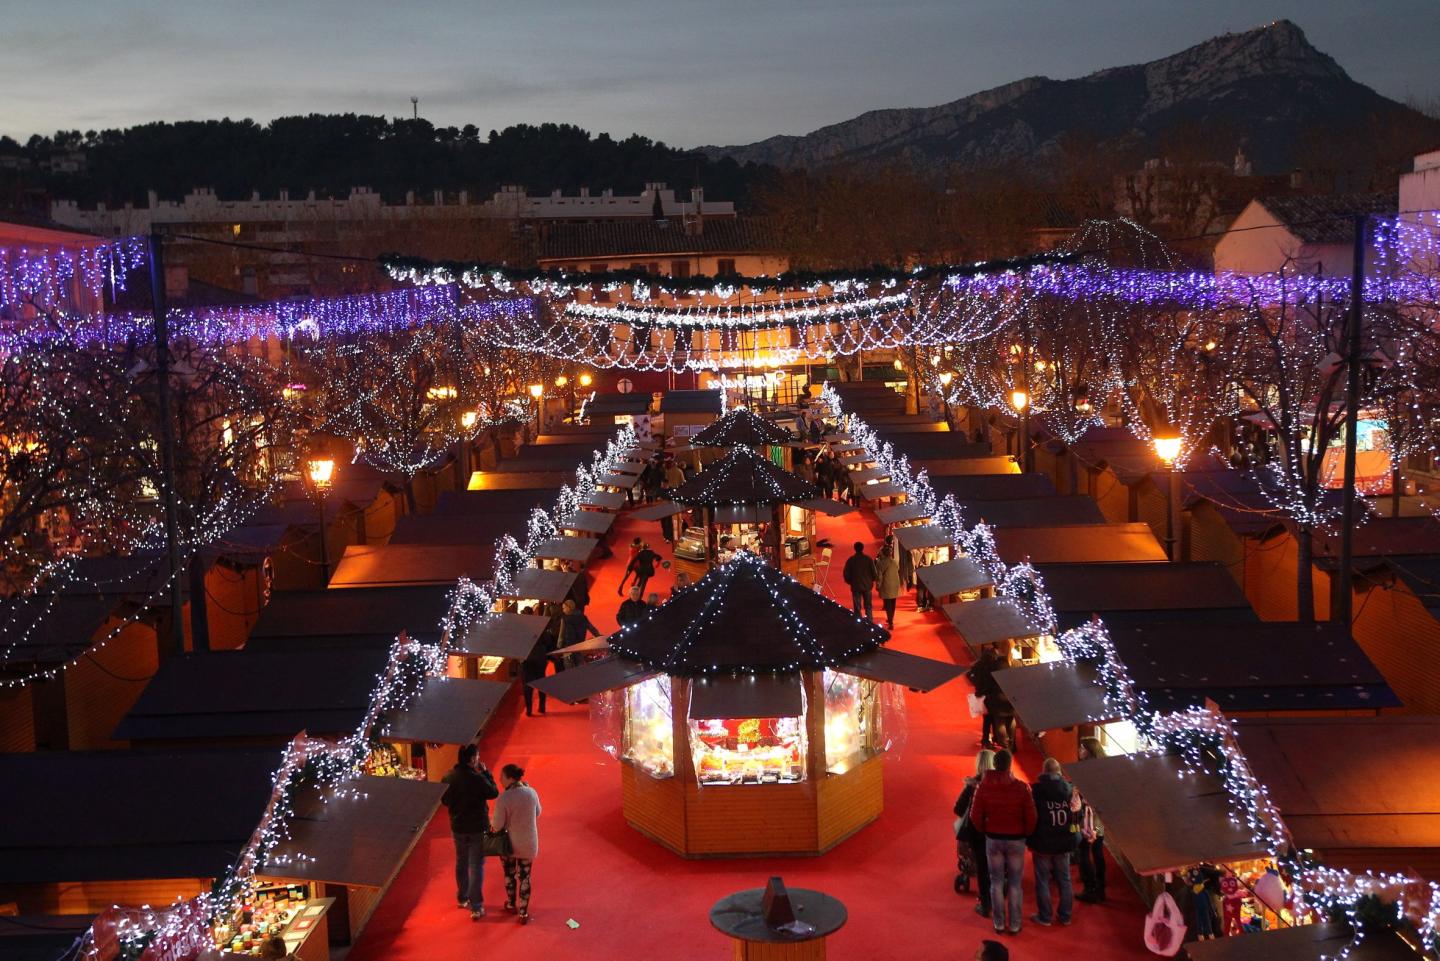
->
[1295, 524, 1315, 622]
[1392, 464, 1402, 518]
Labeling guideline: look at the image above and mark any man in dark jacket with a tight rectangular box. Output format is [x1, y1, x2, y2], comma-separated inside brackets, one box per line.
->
[617, 585, 649, 627]
[842, 541, 877, 622]
[624, 542, 660, 598]
[441, 744, 499, 919]
[968, 750, 1037, 935]
[966, 647, 1003, 747]
[1027, 757, 1076, 926]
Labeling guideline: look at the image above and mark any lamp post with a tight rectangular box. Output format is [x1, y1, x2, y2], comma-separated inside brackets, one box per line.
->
[306, 455, 336, 584]
[938, 371, 953, 429]
[528, 383, 544, 439]
[459, 410, 478, 486]
[1153, 433, 1183, 561]
[1011, 388, 1031, 472]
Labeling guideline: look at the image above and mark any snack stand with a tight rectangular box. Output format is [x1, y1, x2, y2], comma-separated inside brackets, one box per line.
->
[374, 675, 511, 781]
[941, 596, 1048, 666]
[447, 609, 551, 683]
[530, 554, 963, 857]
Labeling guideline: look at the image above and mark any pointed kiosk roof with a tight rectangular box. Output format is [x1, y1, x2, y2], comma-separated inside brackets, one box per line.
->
[670, 446, 819, 507]
[690, 408, 793, 448]
[610, 551, 888, 675]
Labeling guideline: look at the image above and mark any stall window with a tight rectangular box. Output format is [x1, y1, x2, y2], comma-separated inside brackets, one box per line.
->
[689, 712, 807, 785]
[1097, 718, 1144, 756]
[623, 676, 675, 777]
[823, 670, 881, 774]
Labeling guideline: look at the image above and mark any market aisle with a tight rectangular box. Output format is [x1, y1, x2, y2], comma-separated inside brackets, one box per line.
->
[348, 504, 1152, 961]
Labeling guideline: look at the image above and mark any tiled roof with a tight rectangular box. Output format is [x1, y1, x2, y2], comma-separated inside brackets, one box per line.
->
[538, 217, 780, 261]
[1257, 192, 1396, 244]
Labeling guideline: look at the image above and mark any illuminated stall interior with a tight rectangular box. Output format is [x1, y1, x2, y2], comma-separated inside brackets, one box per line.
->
[531, 553, 963, 857]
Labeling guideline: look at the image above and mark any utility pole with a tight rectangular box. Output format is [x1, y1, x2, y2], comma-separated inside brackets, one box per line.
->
[1336, 215, 1367, 624]
[411, 96, 419, 120]
[148, 228, 187, 655]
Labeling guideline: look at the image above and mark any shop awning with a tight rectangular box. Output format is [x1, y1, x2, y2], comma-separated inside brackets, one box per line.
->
[455, 612, 551, 659]
[794, 498, 857, 517]
[849, 466, 890, 485]
[1183, 922, 1414, 961]
[580, 490, 626, 512]
[633, 500, 689, 521]
[615, 459, 644, 475]
[893, 525, 953, 552]
[1065, 753, 1271, 875]
[993, 661, 1120, 731]
[500, 568, 579, 603]
[532, 536, 599, 564]
[827, 441, 861, 452]
[596, 472, 640, 489]
[917, 557, 991, 597]
[838, 647, 964, 692]
[558, 511, 616, 536]
[714, 504, 775, 525]
[529, 656, 654, 703]
[876, 502, 931, 526]
[855, 481, 904, 501]
[379, 677, 510, 745]
[551, 634, 612, 657]
[839, 453, 874, 467]
[263, 776, 445, 888]
[688, 673, 804, 719]
[941, 597, 1044, 654]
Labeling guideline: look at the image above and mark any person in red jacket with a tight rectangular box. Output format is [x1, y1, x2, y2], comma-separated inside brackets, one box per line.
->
[967, 750, 1037, 935]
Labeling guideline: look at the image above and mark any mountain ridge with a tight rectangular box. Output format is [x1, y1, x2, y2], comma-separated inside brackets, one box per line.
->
[702, 20, 1438, 176]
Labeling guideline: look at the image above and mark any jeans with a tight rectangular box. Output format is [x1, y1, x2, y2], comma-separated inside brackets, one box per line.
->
[454, 832, 486, 910]
[881, 597, 897, 626]
[1033, 851, 1073, 923]
[986, 837, 1026, 931]
[851, 587, 873, 620]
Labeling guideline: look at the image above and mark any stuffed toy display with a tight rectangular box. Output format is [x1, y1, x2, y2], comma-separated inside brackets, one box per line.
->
[1185, 866, 1221, 940]
[1220, 873, 1246, 937]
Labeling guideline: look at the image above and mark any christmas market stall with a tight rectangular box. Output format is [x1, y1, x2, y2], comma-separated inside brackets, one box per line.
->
[531, 553, 963, 857]
[941, 595, 1049, 666]
[689, 406, 795, 468]
[373, 675, 511, 781]
[915, 556, 994, 606]
[636, 445, 842, 584]
[1183, 922, 1419, 961]
[989, 523, 1168, 565]
[1032, 562, 1256, 629]
[447, 609, 552, 684]
[245, 586, 455, 648]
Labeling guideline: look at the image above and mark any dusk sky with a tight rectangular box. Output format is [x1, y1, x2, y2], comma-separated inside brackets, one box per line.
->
[5, 0, 1438, 147]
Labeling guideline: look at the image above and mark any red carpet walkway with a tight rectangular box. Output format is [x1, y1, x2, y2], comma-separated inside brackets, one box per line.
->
[348, 503, 1153, 961]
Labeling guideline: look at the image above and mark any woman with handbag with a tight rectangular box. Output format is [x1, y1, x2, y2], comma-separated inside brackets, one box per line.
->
[490, 763, 542, 924]
[1073, 736, 1108, 904]
[953, 749, 995, 917]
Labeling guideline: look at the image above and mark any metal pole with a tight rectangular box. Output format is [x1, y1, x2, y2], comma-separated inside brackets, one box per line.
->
[1167, 467, 1182, 561]
[148, 229, 186, 655]
[315, 491, 330, 585]
[1337, 215, 1367, 623]
[1020, 406, 1031, 473]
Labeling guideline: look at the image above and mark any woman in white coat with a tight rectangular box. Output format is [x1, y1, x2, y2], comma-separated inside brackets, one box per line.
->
[491, 763, 542, 923]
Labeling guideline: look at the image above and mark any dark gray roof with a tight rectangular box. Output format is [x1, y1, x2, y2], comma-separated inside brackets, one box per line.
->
[584, 392, 651, 416]
[115, 648, 389, 742]
[389, 512, 525, 548]
[0, 748, 279, 883]
[928, 473, 1057, 501]
[1258, 192, 1396, 245]
[1387, 556, 1440, 614]
[658, 390, 723, 415]
[957, 495, 1106, 528]
[248, 586, 454, 644]
[1110, 621, 1398, 712]
[0, 593, 124, 669]
[435, 488, 559, 516]
[1034, 561, 1256, 629]
[538, 217, 778, 261]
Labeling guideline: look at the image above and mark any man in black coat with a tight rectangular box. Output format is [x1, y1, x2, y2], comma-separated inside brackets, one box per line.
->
[617, 585, 649, 627]
[842, 541, 877, 622]
[1027, 757, 1076, 927]
[441, 744, 499, 919]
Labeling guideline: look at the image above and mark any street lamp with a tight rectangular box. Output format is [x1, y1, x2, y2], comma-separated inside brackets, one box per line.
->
[528, 383, 544, 437]
[579, 372, 593, 388]
[305, 455, 336, 584]
[938, 371, 953, 428]
[1011, 389, 1031, 472]
[1153, 432, 1183, 561]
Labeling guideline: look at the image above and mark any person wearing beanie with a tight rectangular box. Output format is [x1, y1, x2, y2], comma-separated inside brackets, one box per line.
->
[967, 749, 1036, 935]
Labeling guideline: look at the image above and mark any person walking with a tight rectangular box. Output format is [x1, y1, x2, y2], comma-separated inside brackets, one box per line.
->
[519, 607, 551, 716]
[966, 647, 1003, 748]
[440, 744, 499, 920]
[618, 538, 643, 594]
[491, 763, 542, 924]
[623, 542, 660, 598]
[954, 749, 996, 919]
[984, 688, 1018, 753]
[968, 749, 1036, 935]
[1028, 757, 1075, 927]
[842, 541, 877, 622]
[797, 455, 816, 487]
[1073, 737, 1108, 904]
[617, 585, 649, 627]
[556, 599, 599, 667]
[816, 453, 835, 500]
[664, 458, 685, 492]
[875, 545, 902, 629]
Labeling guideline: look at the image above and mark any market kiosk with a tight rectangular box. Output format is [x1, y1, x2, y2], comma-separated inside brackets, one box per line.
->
[941, 595, 1049, 667]
[374, 676, 511, 781]
[992, 660, 1132, 763]
[448, 609, 551, 683]
[530, 553, 963, 857]
[634, 446, 844, 585]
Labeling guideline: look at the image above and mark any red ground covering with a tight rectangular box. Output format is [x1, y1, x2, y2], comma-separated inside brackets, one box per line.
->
[348, 505, 1153, 961]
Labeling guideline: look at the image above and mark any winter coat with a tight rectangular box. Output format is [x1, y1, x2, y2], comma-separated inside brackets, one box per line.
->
[1028, 773, 1076, 854]
[628, 548, 659, 578]
[617, 597, 649, 626]
[491, 782, 543, 860]
[874, 556, 902, 599]
[968, 769, 1037, 840]
[966, 652, 1001, 698]
[560, 611, 599, 647]
[440, 765, 499, 834]
[842, 553, 877, 591]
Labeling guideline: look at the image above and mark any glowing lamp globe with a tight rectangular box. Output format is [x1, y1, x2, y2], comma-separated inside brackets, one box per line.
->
[1153, 434, 1183, 466]
[1010, 389, 1029, 412]
[306, 457, 336, 492]
[528, 384, 544, 400]
[579, 372, 593, 387]
[939, 371, 954, 387]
